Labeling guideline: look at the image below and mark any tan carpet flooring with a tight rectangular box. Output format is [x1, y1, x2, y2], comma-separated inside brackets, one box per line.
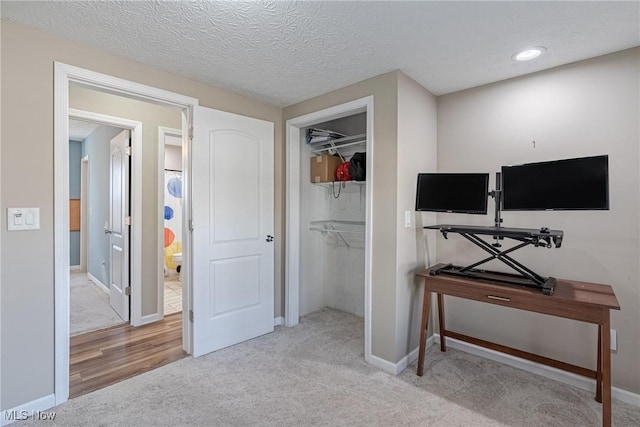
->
[25, 308, 640, 426]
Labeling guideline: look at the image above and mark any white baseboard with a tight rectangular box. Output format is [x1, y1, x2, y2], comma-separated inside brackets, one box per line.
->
[1, 394, 55, 426]
[434, 333, 640, 408]
[87, 272, 108, 294]
[274, 316, 284, 326]
[368, 336, 435, 375]
[138, 313, 162, 326]
[70, 265, 81, 271]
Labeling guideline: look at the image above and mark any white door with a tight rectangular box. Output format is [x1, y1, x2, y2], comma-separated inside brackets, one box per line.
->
[192, 107, 274, 357]
[108, 129, 130, 321]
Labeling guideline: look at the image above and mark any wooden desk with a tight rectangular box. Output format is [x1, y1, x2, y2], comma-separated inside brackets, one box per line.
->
[416, 264, 620, 427]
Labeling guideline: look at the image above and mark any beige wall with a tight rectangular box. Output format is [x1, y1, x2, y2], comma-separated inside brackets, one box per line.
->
[0, 21, 282, 410]
[284, 71, 400, 362]
[395, 73, 438, 360]
[165, 145, 182, 172]
[70, 85, 182, 316]
[436, 48, 640, 393]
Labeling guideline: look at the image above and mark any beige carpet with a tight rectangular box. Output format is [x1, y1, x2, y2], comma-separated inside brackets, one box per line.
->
[27, 308, 640, 426]
[70, 271, 124, 336]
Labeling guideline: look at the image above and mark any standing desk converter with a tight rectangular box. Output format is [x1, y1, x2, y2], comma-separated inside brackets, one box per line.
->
[415, 264, 620, 427]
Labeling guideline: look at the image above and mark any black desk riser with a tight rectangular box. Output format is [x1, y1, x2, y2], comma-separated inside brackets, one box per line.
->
[424, 224, 564, 295]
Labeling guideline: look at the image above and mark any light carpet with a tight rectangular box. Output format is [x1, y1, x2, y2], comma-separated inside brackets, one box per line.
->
[27, 308, 640, 426]
[70, 271, 124, 336]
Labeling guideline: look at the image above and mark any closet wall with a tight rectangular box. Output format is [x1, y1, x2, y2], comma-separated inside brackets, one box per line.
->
[299, 113, 367, 318]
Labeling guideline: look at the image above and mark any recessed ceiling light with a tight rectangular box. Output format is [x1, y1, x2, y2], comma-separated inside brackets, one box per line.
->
[513, 47, 546, 61]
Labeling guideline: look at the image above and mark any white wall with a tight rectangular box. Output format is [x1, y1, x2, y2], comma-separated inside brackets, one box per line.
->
[298, 127, 366, 318]
[436, 48, 640, 393]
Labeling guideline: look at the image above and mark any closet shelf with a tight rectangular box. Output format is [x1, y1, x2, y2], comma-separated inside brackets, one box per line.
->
[310, 133, 366, 160]
[309, 220, 365, 248]
[312, 180, 366, 189]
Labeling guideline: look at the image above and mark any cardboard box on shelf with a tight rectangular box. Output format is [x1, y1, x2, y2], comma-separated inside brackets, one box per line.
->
[310, 155, 341, 183]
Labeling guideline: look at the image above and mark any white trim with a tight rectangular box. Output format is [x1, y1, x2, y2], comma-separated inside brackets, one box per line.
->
[158, 127, 183, 320]
[274, 316, 284, 326]
[80, 155, 89, 272]
[69, 109, 143, 326]
[54, 62, 71, 406]
[70, 265, 81, 271]
[284, 96, 374, 365]
[139, 313, 163, 325]
[180, 112, 193, 355]
[1, 394, 55, 426]
[368, 336, 434, 375]
[54, 62, 198, 408]
[87, 272, 109, 294]
[434, 334, 640, 407]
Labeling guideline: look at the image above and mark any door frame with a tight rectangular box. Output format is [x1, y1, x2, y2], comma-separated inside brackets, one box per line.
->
[284, 96, 374, 364]
[70, 111, 142, 320]
[80, 155, 89, 272]
[54, 62, 198, 405]
[158, 126, 183, 317]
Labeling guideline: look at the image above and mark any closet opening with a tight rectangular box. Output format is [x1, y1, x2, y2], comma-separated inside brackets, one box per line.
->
[285, 96, 374, 364]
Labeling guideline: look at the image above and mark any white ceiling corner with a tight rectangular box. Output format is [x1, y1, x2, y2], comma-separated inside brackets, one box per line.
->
[69, 119, 100, 141]
[2, 1, 639, 107]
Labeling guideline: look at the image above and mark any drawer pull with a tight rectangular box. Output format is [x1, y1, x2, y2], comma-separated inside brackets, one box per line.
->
[487, 295, 511, 302]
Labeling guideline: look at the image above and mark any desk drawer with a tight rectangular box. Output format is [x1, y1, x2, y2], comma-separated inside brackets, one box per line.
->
[459, 287, 532, 311]
[426, 278, 605, 323]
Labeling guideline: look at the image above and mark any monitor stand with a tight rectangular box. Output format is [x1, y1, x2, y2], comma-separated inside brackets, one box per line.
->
[424, 224, 563, 295]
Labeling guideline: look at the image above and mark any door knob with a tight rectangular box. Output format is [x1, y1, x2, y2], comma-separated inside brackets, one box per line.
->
[104, 229, 112, 234]
[266, 235, 274, 242]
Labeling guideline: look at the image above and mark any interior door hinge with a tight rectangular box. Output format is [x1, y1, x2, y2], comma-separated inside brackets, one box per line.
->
[125, 216, 131, 226]
[188, 220, 194, 232]
[189, 127, 194, 140]
[125, 146, 132, 156]
[189, 309, 194, 323]
[125, 286, 131, 296]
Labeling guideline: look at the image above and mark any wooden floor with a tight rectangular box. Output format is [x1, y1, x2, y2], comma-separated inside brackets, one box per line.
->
[70, 312, 187, 398]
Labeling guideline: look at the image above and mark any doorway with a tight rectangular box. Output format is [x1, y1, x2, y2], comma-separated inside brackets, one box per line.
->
[159, 127, 184, 316]
[55, 63, 276, 406]
[285, 96, 374, 364]
[55, 66, 197, 404]
[66, 109, 188, 398]
[69, 119, 131, 336]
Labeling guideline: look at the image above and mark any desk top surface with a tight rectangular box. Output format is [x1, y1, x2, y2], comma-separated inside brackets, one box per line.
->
[417, 264, 620, 310]
[424, 224, 564, 238]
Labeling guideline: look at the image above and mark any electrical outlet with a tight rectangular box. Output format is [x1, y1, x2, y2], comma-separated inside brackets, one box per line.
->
[610, 329, 617, 352]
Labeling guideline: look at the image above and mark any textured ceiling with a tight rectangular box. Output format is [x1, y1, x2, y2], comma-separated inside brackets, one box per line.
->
[2, 1, 639, 106]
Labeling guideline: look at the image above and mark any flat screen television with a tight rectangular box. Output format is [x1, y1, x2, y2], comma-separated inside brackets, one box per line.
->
[501, 155, 609, 211]
[415, 173, 489, 214]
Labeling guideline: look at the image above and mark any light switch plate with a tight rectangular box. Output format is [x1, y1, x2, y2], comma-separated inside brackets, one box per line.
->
[404, 210, 412, 228]
[7, 208, 40, 231]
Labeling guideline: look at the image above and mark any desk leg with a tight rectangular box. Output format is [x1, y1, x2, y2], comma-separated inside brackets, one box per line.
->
[601, 312, 611, 427]
[417, 285, 431, 377]
[437, 293, 446, 352]
[596, 324, 602, 403]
